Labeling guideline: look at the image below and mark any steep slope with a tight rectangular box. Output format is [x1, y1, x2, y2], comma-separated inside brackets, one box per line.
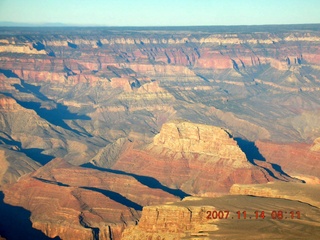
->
[0, 146, 41, 186]
[122, 184, 320, 240]
[2, 158, 180, 240]
[0, 25, 320, 239]
[1, 26, 320, 143]
[255, 140, 320, 183]
[108, 120, 281, 195]
[230, 182, 320, 208]
[0, 91, 107, 167]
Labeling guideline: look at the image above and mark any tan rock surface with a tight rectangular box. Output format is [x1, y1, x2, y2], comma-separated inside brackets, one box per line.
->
[112, 120, 271, 194]
[0, 146, 41, 187]
[2, 158, 180, 239]
[311, 137, 320, 151]
[123, 193, 320, 239]
[230, 182, 320, 208]
[153, 120, 248, 165]
[0, 26, 320, 239]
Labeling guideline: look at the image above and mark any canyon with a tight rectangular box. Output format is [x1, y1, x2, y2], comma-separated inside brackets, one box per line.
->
[0, 25, 320, 239]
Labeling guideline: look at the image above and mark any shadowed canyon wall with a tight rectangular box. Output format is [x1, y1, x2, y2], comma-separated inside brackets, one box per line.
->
[1, 25, 320, 239]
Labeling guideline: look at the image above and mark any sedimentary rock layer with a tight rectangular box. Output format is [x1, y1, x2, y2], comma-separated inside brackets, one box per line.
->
[122, 191, 320, 239]
[110, 121, 273, 194]
[2, 158, 180, 240]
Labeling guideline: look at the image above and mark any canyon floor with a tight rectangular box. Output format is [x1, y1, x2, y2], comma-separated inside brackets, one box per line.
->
[0, 25, 320, 239]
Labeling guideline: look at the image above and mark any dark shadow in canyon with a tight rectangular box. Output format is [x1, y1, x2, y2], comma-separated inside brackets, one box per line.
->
[234, 138, 266, 164]
[0, 68, 19, 78]
[79, 213, 99, 240]
[0, 191, 61, 240]
[32, 41, 45, 51]
[82, 187, 143, 211]
[33, 177, 70, 187]
[21, 148, 55, 165]
[234, 137, 281, 180]
[0, 68, 91, 136]
[16, 100, 91, 135]
[33, 177, 142, 210]
[67, 42, 78, 49]
[271, 163, 293, 179]
[0, 68, 47, 100]
[234, 137, 302, 182]
[81, 163, 190, 199]
[18, 79, 50, 101]
[0, 136, 54, 165]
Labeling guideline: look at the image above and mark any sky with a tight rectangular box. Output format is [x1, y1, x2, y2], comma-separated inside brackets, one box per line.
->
[0, 0, 320, 26]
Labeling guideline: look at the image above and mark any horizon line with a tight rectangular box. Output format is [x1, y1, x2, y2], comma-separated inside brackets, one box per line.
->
[1, 21, 320, 28]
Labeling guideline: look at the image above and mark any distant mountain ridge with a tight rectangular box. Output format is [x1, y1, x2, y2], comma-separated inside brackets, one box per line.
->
[0, 21, 68, 27]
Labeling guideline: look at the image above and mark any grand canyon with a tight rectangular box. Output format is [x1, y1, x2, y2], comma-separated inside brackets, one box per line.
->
[0, 25, 320, 239]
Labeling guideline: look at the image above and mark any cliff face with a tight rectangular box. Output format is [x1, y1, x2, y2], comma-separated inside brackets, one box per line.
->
[230, 182, 320, 208]
[1, 26, 320, 146]
[0, 26, 320, 239]
[122, 191, 320, 240]
[153, 121, 248, 164]
[2, 158, 180, 240]
[122, 204, 217, 240]
[111, 120, 272, 195]
[255, 140, 320, 183]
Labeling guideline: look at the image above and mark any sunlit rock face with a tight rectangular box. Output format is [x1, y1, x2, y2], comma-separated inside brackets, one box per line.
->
[122, 184, 320, 240]
[111, 120, 274, 195]
[153, 120, 248, 163]
[1, 25, 320, 239]
[2, 158, 180, 240]
[1, 26, 320, 145]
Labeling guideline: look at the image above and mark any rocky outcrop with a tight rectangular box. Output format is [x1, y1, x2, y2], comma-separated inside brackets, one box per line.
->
[230, 182, 320, 208]
[122, 193, 320, 239]
[122, 203, 217, 239]
[0, 146, 41, 186]
[256, 140, 320, 183]
[0, 44, 47, 55]
[0, 96, 23, 111]
[1, 26, 320, 142]
[311, 137, 320, 151]
[2, 158, 180, 239]
[0, 26, 320, 239]
[3, 176, 124, 240]
[152, 120, 248, 165]
[112, 120, 271, 194]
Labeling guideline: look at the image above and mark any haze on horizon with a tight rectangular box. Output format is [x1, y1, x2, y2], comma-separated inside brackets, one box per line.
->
[1, 0, 320, 27]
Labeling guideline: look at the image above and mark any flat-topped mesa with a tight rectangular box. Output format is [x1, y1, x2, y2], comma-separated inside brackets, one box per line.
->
[0, 44, 47, 55]
[153, 120, 248, 165]
[122, 203, 217, 239]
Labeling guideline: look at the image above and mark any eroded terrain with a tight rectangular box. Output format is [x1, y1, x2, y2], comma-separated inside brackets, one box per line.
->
[0, 25, 320, 239]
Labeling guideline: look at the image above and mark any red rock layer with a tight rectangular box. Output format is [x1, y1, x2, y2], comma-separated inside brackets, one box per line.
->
[2, 158, 180, 240]
[112, 121, 271, 195]
[122, 193, 320, 239]
[256, 140, 320, 183]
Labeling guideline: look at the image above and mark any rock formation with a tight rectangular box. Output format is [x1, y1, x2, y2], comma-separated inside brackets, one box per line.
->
[152, 120, 248, 164]
[311, 137, 320, 152]
[122, 192, 320, 239]
[1, 25, 320, 147]
[255, 140, 320, 183]
[111, 120, 272, 194]
[0, 25, 320, 239]
[230, 182, 320, 208]
[2, 158, 180, 240]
